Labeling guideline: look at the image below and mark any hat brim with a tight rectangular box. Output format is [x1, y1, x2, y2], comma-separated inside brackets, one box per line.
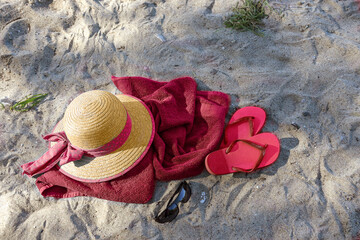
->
[51, 94, 155, 183]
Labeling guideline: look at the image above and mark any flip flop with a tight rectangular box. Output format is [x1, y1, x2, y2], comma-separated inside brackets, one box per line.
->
[220, 106, 266, 148]
[206, 133, 280, 175]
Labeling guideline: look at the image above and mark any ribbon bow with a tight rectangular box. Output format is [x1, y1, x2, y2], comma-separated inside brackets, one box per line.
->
[21, 132, 85, 177]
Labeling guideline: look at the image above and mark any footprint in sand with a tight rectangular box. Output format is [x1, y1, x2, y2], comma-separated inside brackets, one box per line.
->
[0, 19, 30, 51]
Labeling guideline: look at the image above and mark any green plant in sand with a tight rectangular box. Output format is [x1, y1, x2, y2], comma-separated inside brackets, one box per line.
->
[224, 0, 270, 36]
[10, 93, 48, 112]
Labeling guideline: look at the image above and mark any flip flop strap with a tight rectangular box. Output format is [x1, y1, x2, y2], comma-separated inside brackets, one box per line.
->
[223, 116, 254, 145]
[225, 139, 268, 173]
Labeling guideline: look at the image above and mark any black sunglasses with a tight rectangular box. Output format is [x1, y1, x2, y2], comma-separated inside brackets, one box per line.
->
[154, 181, 192, 223]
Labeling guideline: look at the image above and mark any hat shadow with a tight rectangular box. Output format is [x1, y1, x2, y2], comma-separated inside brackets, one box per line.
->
[73, 156, 94, 167]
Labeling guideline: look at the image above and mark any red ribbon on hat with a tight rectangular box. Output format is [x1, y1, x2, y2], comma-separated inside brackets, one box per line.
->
[21, 113, 132, 177]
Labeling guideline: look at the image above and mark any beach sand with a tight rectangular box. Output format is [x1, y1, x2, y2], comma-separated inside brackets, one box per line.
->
[1, 0, 360, 239]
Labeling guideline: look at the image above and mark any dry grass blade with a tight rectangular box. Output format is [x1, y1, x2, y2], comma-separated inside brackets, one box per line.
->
[10, 93, 48, 112]
[224, 0, 269, 36]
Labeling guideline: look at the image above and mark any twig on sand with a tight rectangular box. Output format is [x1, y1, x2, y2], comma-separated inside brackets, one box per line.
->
[10, 93, 48, 112]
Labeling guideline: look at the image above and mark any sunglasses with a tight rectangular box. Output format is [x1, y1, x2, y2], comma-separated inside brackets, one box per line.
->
[154, 181, 192, 223]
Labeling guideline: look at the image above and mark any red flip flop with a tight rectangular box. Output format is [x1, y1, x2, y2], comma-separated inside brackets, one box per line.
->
[205, 133, 280, 175]
[220, 106, 266, 148]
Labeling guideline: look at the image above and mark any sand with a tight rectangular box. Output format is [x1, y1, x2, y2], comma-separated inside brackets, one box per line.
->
[1, 0, 360, 239]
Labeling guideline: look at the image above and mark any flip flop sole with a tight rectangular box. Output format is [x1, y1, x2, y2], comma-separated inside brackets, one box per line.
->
[206, 133, 280, 175]
[220, 106, 266, 148]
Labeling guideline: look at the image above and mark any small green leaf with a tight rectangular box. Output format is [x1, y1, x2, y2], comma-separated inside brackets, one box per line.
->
[10, 93, 48, 112]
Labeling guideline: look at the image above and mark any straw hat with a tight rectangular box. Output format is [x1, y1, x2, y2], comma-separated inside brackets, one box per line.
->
[51, 90, 155, 182]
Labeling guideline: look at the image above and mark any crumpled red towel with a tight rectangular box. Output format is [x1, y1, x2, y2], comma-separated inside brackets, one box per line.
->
[35, 76, 230, 203]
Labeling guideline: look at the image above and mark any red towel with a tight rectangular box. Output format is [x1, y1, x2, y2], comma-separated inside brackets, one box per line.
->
[35, 76, 230, 203]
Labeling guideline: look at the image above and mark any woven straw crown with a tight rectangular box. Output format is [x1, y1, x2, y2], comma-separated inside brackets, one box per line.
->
[63, 90, 127, 149]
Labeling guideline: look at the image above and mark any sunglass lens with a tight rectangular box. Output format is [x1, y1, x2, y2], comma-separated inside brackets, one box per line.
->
[154, 181, 192, 223]
[155, 206, 179, 223]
